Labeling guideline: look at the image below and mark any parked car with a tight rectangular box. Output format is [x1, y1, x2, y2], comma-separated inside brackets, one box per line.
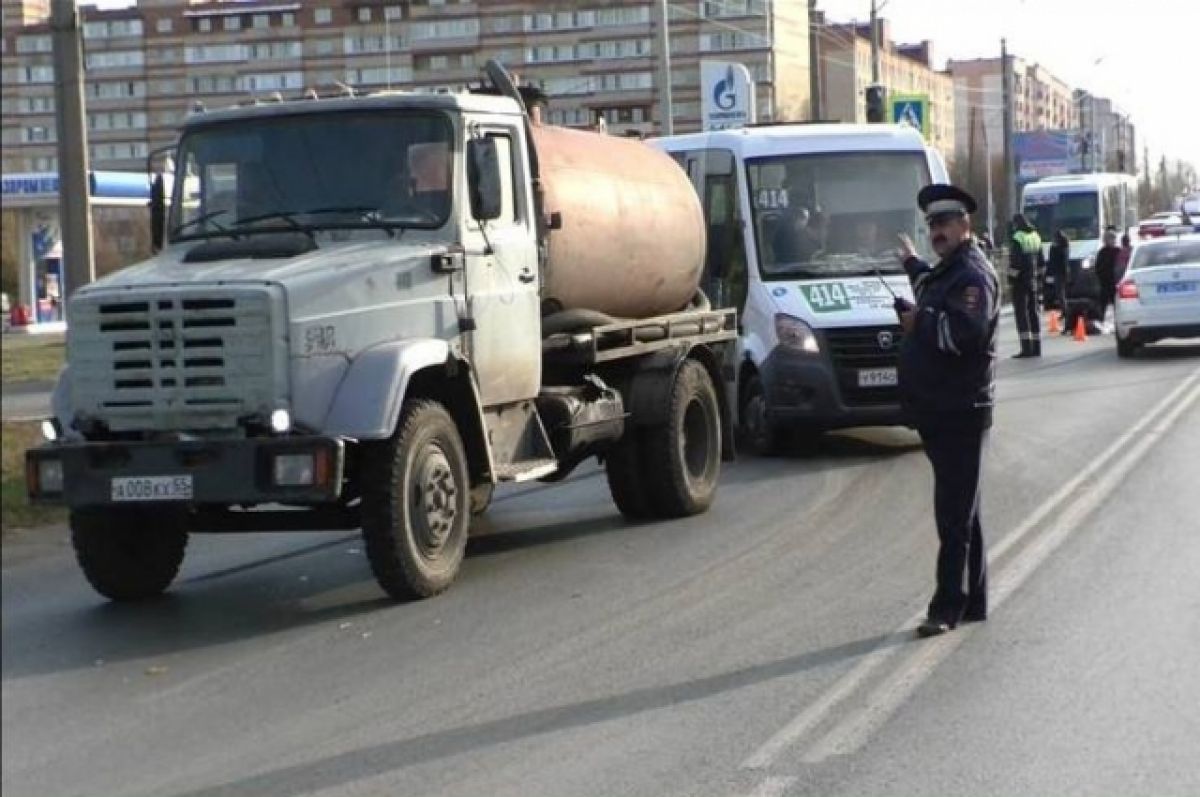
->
[1113, 233, 1200, 357]
[1137, 212, 1183, 239]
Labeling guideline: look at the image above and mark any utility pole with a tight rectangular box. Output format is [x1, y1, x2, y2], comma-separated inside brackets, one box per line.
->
[869, 0, 880, 84]
[967, 104, 977, 186]
[655, 0, 674, 135]
[1160, 155, 1169, 209]
[808, 0, 822, 121]
[1143, 144, 1152, 213]
[983, 105, 995, 242]
[1001, 38, 1016, 224]
[50, 0, 95, 301]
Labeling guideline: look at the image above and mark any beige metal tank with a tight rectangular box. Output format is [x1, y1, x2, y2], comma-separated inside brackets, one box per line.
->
[531, 124, 705, 319]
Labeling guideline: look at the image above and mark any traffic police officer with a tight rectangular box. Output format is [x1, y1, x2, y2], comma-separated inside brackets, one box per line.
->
[1009, 213, 1044, 357]
[894, 184, 999, 638]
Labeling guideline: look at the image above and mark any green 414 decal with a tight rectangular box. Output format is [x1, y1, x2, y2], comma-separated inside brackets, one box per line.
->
[801, 282, 852, 312]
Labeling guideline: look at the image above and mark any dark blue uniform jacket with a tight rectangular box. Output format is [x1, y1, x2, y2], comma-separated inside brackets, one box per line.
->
[899, 240, 1000, 430]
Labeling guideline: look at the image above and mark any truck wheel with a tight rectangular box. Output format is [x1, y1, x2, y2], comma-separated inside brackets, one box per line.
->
[361, 399, 471, 600]
[738, 375, 784, 457]
[643, 359, 721, 518]
[70, 507, 189, 602]
[605, 429, 654, 519]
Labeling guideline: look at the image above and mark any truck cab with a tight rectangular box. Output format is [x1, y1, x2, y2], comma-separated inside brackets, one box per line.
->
[652, 124, 948, 453]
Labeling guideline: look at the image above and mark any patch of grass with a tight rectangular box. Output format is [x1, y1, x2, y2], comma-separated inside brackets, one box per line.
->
[2, 421, 65, 533]
[1, 335, 65, 383]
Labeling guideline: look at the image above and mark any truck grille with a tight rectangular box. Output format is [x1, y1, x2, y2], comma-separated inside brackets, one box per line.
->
[824, 325, 903, 407]
[70, 287, 284, 431]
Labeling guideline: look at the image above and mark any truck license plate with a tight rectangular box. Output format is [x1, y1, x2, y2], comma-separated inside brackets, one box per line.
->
[111, 475, 194, 502]
[858, 367, 898, 388]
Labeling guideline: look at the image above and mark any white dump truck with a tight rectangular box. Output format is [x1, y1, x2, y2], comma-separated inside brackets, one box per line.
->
[27, 63, 736, 602]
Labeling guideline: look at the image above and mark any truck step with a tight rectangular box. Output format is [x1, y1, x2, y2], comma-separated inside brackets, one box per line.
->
[494, 458, 559, 483]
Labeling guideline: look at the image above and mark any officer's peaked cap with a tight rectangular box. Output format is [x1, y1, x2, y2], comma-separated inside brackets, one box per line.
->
[917, 184, 977, 217]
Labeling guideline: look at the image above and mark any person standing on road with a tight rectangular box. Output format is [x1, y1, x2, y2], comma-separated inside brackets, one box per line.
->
[1045, 230, 1070, 319]
[1094, 228, 1121, 325]
[894, 184, 999, 638]
[1116, 232, 1133, 284]
[1008, 213, 1043, 357]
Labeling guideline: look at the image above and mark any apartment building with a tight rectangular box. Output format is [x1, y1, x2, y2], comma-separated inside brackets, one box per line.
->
[1076, 90, 1136, 174]
[816, 18, 956, 166]
[2, 0, 813, 174]
[948, 55, 1078, 170]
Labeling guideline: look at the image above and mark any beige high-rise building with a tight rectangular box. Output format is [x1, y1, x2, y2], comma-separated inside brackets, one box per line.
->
[2, 0, 814, 174]
[948, 55, 1078, 170]
[817, 18, 956, 166]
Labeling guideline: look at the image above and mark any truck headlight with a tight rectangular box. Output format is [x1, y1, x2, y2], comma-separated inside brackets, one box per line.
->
[273, 453, 316, 487]
[270, 409, 292, 434]
[775, 314, 820, 353]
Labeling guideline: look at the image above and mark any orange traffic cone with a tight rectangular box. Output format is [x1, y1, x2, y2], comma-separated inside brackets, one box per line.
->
[1047, 310, 1061, 335]
[1073, 314, 1088, 342]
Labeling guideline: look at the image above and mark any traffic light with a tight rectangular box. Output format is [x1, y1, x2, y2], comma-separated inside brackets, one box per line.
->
[865, 84, 886, 124]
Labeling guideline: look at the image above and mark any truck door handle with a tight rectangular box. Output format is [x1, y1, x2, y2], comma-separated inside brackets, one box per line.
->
[518, 270, 536, 284]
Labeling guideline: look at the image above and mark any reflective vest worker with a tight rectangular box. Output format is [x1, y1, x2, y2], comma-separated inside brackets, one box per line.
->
[1009, 214, 1043, 358]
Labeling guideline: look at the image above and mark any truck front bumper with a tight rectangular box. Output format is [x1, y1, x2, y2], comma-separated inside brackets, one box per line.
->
[26, 435, 345, 509]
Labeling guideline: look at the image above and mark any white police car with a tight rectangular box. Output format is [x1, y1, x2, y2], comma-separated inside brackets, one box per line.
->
[1113, 231, 1200, 357]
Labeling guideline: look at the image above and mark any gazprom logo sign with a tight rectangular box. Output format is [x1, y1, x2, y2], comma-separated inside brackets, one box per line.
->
[702, 61, 755, 131]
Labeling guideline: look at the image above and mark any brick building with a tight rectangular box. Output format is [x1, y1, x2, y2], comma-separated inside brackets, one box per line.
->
[817, 17, 956, 166]
[947, 55, 1079, 171]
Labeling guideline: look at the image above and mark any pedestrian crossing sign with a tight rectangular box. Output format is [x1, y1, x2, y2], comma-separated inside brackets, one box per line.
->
[890, 94, 930, 140]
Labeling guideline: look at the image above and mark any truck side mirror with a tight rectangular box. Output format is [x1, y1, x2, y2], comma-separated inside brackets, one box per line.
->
[467, 137, 503, 222]
[150, 174, 166, 252]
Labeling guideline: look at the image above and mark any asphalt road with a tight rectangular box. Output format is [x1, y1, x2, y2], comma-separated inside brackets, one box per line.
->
[3, 326, 1198, 797]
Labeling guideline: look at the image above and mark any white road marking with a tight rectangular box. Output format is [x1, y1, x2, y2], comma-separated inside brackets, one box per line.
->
[742, 367, 1200, 771]
[801, 372, 1199, 761]
[739, 775, 799, 797]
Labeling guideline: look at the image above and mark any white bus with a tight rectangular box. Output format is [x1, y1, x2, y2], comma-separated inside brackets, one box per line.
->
[1021, 173, 1140, 262]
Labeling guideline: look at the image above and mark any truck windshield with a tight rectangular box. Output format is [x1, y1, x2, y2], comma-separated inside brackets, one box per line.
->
[1023, 192, 1100, 242]
[747, 151, 932, 280]
[169, 110, 454, 242]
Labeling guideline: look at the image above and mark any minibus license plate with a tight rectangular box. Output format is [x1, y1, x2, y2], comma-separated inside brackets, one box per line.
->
[858, 368, 898, 388]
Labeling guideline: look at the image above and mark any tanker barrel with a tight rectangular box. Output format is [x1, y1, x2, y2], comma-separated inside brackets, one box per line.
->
[530, 123, 706, 320]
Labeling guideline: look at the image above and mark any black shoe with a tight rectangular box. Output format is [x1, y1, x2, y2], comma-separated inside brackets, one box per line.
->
[961, 611, 987, 624]
[1011, 352, 1033, 359]
[917, 618, 955, 638]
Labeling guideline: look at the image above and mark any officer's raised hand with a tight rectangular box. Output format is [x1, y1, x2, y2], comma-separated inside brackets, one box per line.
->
[895, 232, 918, 264]
[892, 233, 918, 324]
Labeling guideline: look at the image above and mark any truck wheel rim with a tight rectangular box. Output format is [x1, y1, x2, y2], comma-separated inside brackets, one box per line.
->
[411, 445, 458, 558]
[682, 398, 712, 480]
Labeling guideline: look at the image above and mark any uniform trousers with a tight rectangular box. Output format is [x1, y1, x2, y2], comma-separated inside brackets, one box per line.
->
[1011, 279, 1041, 355]
[918, 423, 989, 624]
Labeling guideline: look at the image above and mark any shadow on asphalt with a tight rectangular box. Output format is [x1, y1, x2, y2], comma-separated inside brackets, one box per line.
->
[467, 515, 628, 558]
[724, 426, 922, 486]
[1124, 342, 1200, 361]
[1, 544, 393, 678]
[1, 513, 635, 678]
[161, 630, 915, 797]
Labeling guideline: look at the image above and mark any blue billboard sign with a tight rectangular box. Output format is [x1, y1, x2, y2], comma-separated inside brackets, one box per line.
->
[1015, 130, 1084, 180]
